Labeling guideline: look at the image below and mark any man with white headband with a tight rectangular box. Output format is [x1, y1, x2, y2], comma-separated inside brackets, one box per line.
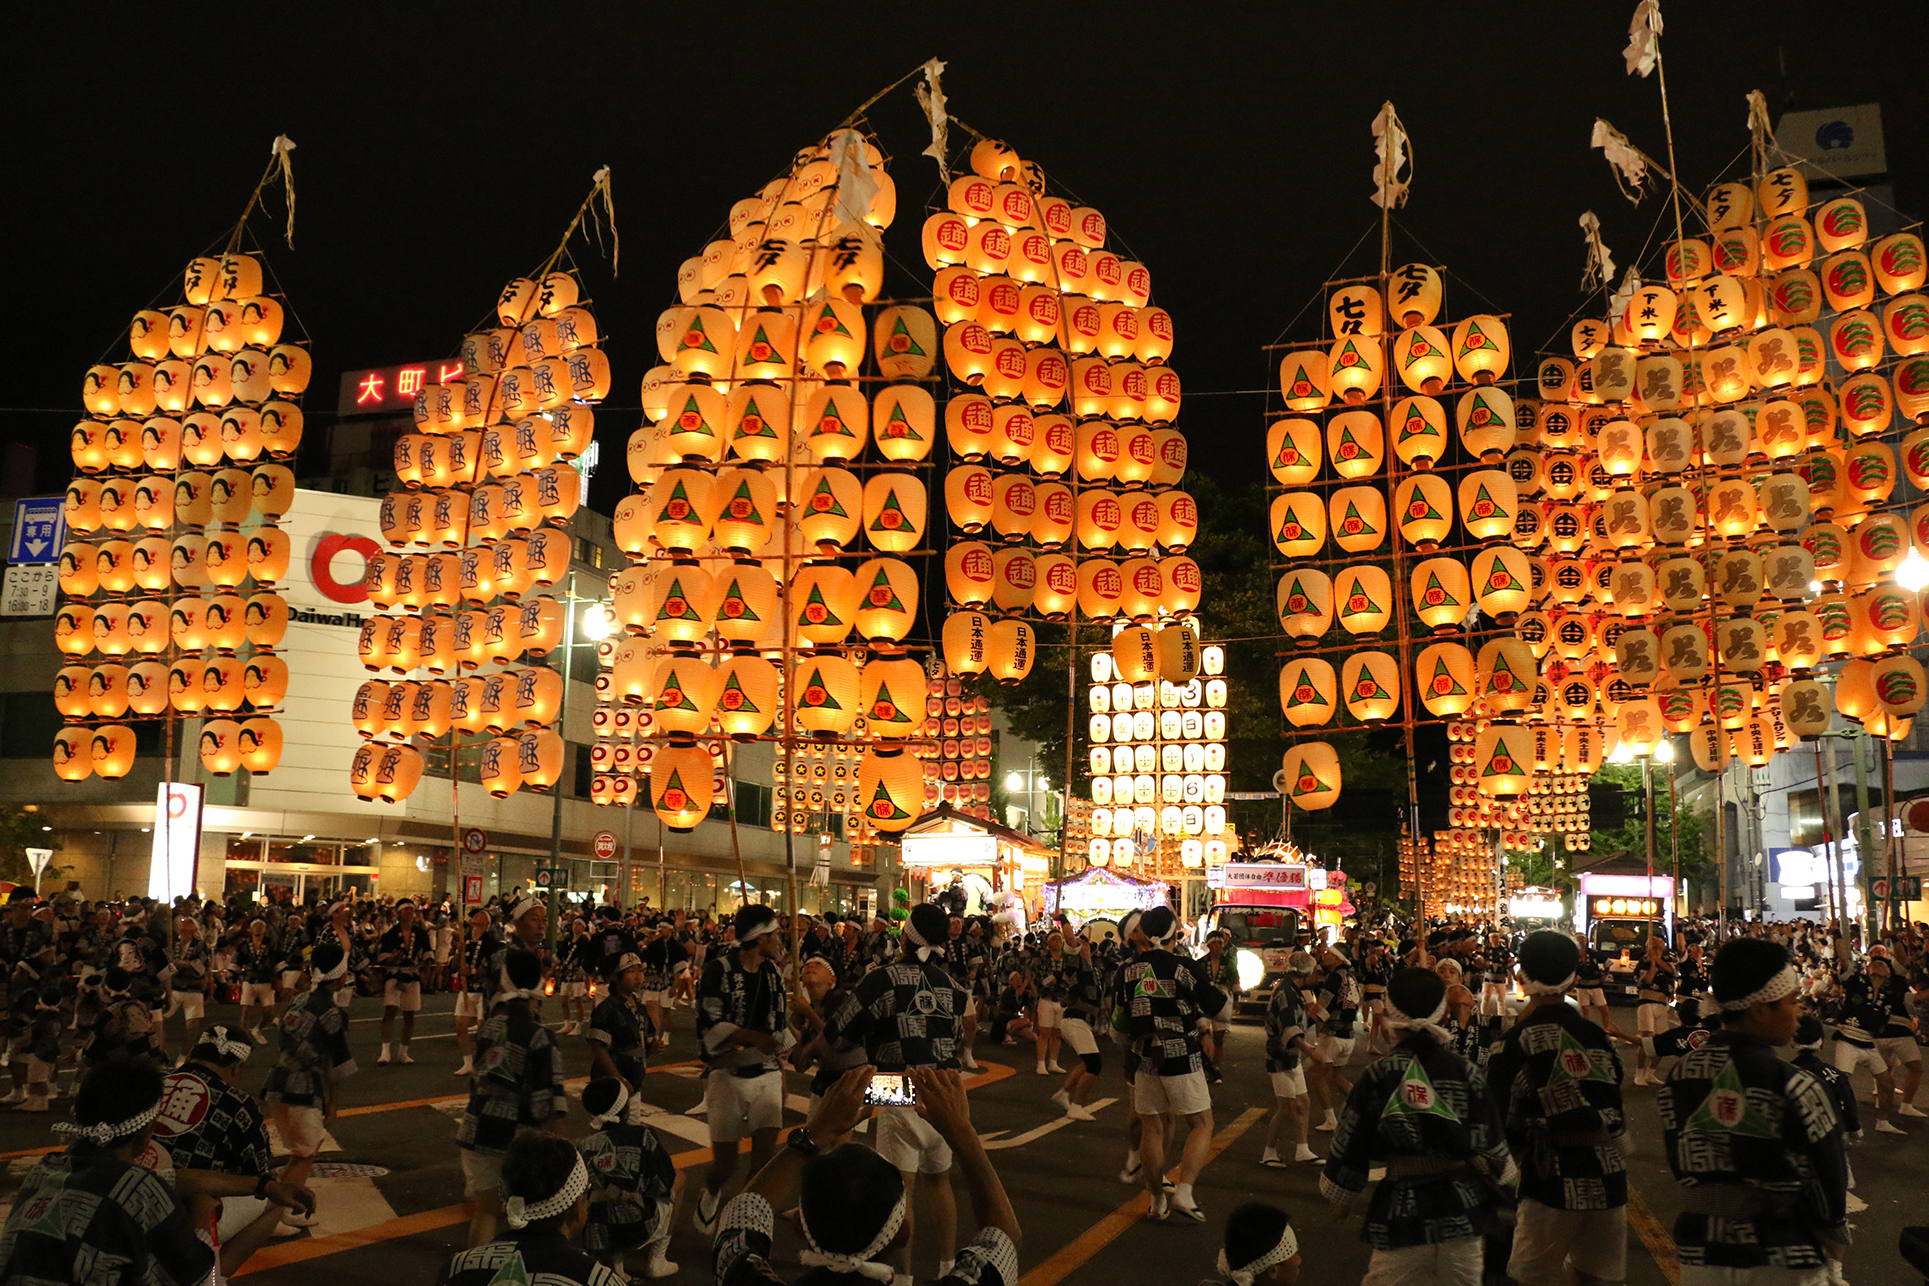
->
[823, 903, 973, 1285]
[0, 1060, 217, 1286]
[712, 1065, 1019, 1286]
[1211, 1202, 1302, 1286]
[375, 896, 432, 1067]
[1309, 940, 1362, 1135]
[444, 1133, 617, 1286]
[693, 904, 792, 1237]
[1831, 947, 1909, 1135]
[262, 940, 357, 1230]
[1261, 951, 1323, 1167]
[1119, 904, 1225, 1222]
[1486, 930, 1628, 1286]
[1659, 937, 1851, 1284]
[154, 1022, 317, 1275]
[576, 1077, 678, 1280]
[1321, 966, 1514, 1286]
[460, 949, 569, 1248]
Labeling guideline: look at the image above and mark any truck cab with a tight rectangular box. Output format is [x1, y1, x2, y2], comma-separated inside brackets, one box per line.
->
[1206, 904, 1302, 1012]
[1589, 917, 1664, 1002]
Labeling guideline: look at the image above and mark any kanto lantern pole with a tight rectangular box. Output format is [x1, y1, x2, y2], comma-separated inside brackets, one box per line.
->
[1882, 735, 1900, 934]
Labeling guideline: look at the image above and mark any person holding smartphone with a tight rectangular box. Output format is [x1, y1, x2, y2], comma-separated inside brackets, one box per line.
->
[823, 903, 973, 1286]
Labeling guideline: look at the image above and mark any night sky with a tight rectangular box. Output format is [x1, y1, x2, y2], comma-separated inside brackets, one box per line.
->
[7, 2, 1922, 508]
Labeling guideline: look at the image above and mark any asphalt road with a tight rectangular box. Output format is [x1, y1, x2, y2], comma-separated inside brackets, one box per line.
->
[1, 996, 1923, 1286]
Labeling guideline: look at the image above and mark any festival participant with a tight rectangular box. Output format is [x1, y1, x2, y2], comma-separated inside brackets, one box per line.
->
[1486, 930, 1627, 1286]
[459, 948, 570, 1248]
[578, 1077, 679, 1280]
[0, 1060, 217, 1286]
[1572, 932, 1610, 1028]
[319, 899, 361, 1014]
[639, 919, 680, 1037]
[793, 955, 867, 1113]
[1261, 951, 1323, 1167]
[454, 906, 494, 1077]
[1358, 938, 1392, 1055]
[987, 970, 1036, 1048]
[1308, 941, 1361, 1134]
[1633, 935, 1679, 1086]
[1320, 966, 1514, 1286]
[1120, 904, 1224, 1223]
[1049, 934, 1105, 1121]
[1832, 949, 1906, 1134]
[233, 919, 279, 1044]
[1659, 937, 1850, 1284]
[375, 897, 431, 1066]
[823, 903, 973, 1284]
[444, 1132, 622, 1286]
[585, 952, 654, 1104]
[1208, 1203, 1302, 1286]
[711, 1065, 1020, 1286]
[261, 940, 356, 1231]
[1032, 931, 1069, 1077]
[1869, 953, 1925, 1118]
[557, 916, 594, 1037]
[692, 905, 792, 1238]
[274, 909, 310, 1028]
[152, 1023, 318, 1276]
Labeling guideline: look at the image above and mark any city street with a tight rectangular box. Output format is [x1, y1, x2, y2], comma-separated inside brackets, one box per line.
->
[0, 996, 1921, 1285]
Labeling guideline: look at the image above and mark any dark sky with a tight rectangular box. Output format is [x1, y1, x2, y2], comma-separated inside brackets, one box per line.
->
[8, 1, 1921, 506]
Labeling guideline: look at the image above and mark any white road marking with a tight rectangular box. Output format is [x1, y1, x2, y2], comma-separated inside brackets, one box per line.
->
[982, 1097, 1118, 1151]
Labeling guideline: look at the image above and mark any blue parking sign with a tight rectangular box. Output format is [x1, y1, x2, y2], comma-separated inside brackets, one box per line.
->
[9, 499, 65, 565]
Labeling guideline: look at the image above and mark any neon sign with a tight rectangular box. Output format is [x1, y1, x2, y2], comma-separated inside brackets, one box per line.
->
[336, 360, 466, 416]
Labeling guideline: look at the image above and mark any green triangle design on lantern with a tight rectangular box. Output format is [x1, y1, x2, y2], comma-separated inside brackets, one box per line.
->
[655, 479, 696, 524]
[889, 316, 928, 356]
[813, 303, 854, 338]
[726, 479, 767, 528]
[745, 324, 784, 365]
[1478, 741, 1518, 779]
[1428, 657, 1467, 697]
[719, 670, 761, 714]
[1334, 425, 1366, 458]
[1423, 571, 1461, 607]
[800, 585, 844, 628]
[676, 394, 717, 437]
[1275, 504, 1311, 544]
[1340, 501, 1377, 535]
[1401, 333, 1439, 369]
[1684, 1058, 1779, 1138]
[1333, 337, 1370, 371]
[681, 316, 718, 354]
[1285, 668, 1329, 709]
[868, 491, 910, 531]
[658, 670, 699, 712]
[807, 478, 850, 518]
[816, 400, 856, 439]
[1271, 437, 1302, 470]
[656, 577, 703, 622]
[864, 567, 907, 612]
[736, 395, 778, 439]
[720, 578, 762, 624]
[1290, 762, 1330, 799]
[1348, 674, 1384, 704]
[1460, 318, 1493, 353]
[866, 778, 913, 822]
[1546, 1027, 1617, 1086]
[1405, 496, 1445, 526]
[1340, 584, 1384, 618]
[1485, 652, 1523, 693]
[1383, 1058, 1459, 1120]
[1467, 391, 1503, 426]
[881, 405, 923, 441]
[870, 679, 906, 722]
[800, 666, 843, 709]
[1398, 406, 1441, 444]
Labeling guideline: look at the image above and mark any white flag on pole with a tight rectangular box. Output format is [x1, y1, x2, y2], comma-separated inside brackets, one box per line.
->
[1370, 102, 1411, 210]
[916, 58, 951, 183]
[1623, 0, 1662, 77]
[1592, 118, 1651, 202]
[1579, 211, 1617, 292]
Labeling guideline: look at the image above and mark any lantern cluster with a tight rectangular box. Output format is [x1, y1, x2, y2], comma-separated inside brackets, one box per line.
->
[1270, 267, 1523, 814]
[1409, 829, 1501, 921]
[349, 270, 606, 803]
[1521, 163, 1929, 802]
[1081, 639, 1230, 874]
[913, 664, 995, 821]
[929, 138, 1201, 688]
[608, 129, 928, 836]
[57, 252, 307, 781]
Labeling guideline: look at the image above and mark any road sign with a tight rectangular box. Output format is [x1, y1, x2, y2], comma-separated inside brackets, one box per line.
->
[461, 826, 488, 855]
[462, 874, 484, 906]
[1883, 876, 1922, 901]
[9, 499, 65, 565]
[24, 848, 53, 893]
[535, 867, 570, 888]
[592, 830, 619, 860]
[0, 564, 57, 616]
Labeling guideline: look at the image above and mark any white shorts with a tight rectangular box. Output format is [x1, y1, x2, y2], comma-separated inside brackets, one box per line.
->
[1037, 999, 1064, 1028]
[1363, 1238, 1484, 1286]
[1576, 988, 1607, 1008]
[214, 1194, 274, 1243]
[454, 991, 485, 1020]
[1509, 1197, 1628, 1283]
[1060, 1017, 1099, 1057]
[1679, 1268, 1833, 1286]
[1132, 1067, 1212, 1117]
[563, 981, 589, 998]
[1637, 1003, 1676, 1036]
[171, 991, 206, 1021]
[383, 980, 423, 1011]
[242, 983, 277, 1007]
[641, 989, 668, 1006]
[1269, 1067, 1307, 1098]
[1877, 1035, 1922, 1066]
[704, 1069, 783, 1143]
[1834, 1041, 1886, 1076]
[272, 1103, 327, 1159]
[279, 970, 305, 991]
[1316, 1035, 1356, 1066]
[460, 1147, 504, 1199]
[875, 1104, 952, 1174]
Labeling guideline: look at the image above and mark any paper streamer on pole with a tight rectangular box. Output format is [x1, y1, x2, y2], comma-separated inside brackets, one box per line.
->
[1591, 118, 1650, 202]
[1578, 211, 1617, 293]
[1623, 0, 1662, 78]
[270, 134, 297, 247]
[829, 129, 880, 229]
[916, 58, 950, 182]
[1370, 101, 1411, 210]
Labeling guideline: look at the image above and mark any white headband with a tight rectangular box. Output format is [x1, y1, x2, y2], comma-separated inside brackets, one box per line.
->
[510, 895, 544, 922]
[314, 954, 349, 983]
[1216, 1223, 1300, 1286]
[1519, 971, 1577, 997]
[902, 921, 946, 963]
[503, 1152, 588, 1228]
[1385, 994, 1453, 1044]
[589, 1084, 630, 1128]
[1719, 964, 1801, 1012]
[328, 901, 348, 916]
[196, 1030, 254, 1063]
[739, 916, 779, 944]
[797, 1192, 907, 1282]
[54, 1101, 160, 1146]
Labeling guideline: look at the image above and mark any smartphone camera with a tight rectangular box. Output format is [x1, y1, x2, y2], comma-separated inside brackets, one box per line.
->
[863, 1072, 916, 1107]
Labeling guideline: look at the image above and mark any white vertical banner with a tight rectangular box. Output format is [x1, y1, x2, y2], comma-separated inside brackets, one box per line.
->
[149, 782, 204, 902]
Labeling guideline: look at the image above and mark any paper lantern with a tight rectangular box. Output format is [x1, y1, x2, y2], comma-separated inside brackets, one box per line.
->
[990, 547, 1035, 614]
[1075, 559, 1123, 619]
[1265, 418, 1321, 485]
[1030, 414, 1076, 478]
[1275, 570, 1333, 643]
[234, 717, 282, 774]
[1340, 651, 1399, 722]
[510, 729, 562, 793]
[990, 473, 1036, 544]
[195, 719, 243, 776]
[1776, 677, 1831, 739]
[857, 747, 923, 832]
[1117, 557, 1165, 620]
[1268, 491, 1326, 559]
[1278, 349, 1330, 411]
[52, 727, 93, 781]
[706, 653, 775, 740]
[1111, 626, 1159, 684]
[1393, 325, 1453, 394]
[1456, 470, 1515, 540]
[1279, 658, 1336, 727]
[463, 735, 519, 799]
[660, 383, 726, 463]
[1416, 642, 1475, 715]
[1031, 553, 1077, 619]
[1327, 336, 1383, 405]
[1280, 742, 1340, 811]
[986, 618, 1035, 683]
[854, 557, 919, 642]
[793, 656, 860, 737]
[653, 655, 721, 737]
[793, 565, 858, 646]
[90, 725, 137, 780]
[671, 305, 736, 379]
[1473, 725, 1531, 798]
[942, 609, 992, 675]
[1835, 659, 1878, 724]
[642, 468, 716, 554]
[874, 305, 937, 380]
[804, 385, 870, 463]
[1450, 315, 1509, 385]
[1334, 565, 1392, 636]
[1075, 488, 1124, 551]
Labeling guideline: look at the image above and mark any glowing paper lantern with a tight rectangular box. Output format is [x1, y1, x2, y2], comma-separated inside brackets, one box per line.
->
[1280, 741, 1340, 810]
